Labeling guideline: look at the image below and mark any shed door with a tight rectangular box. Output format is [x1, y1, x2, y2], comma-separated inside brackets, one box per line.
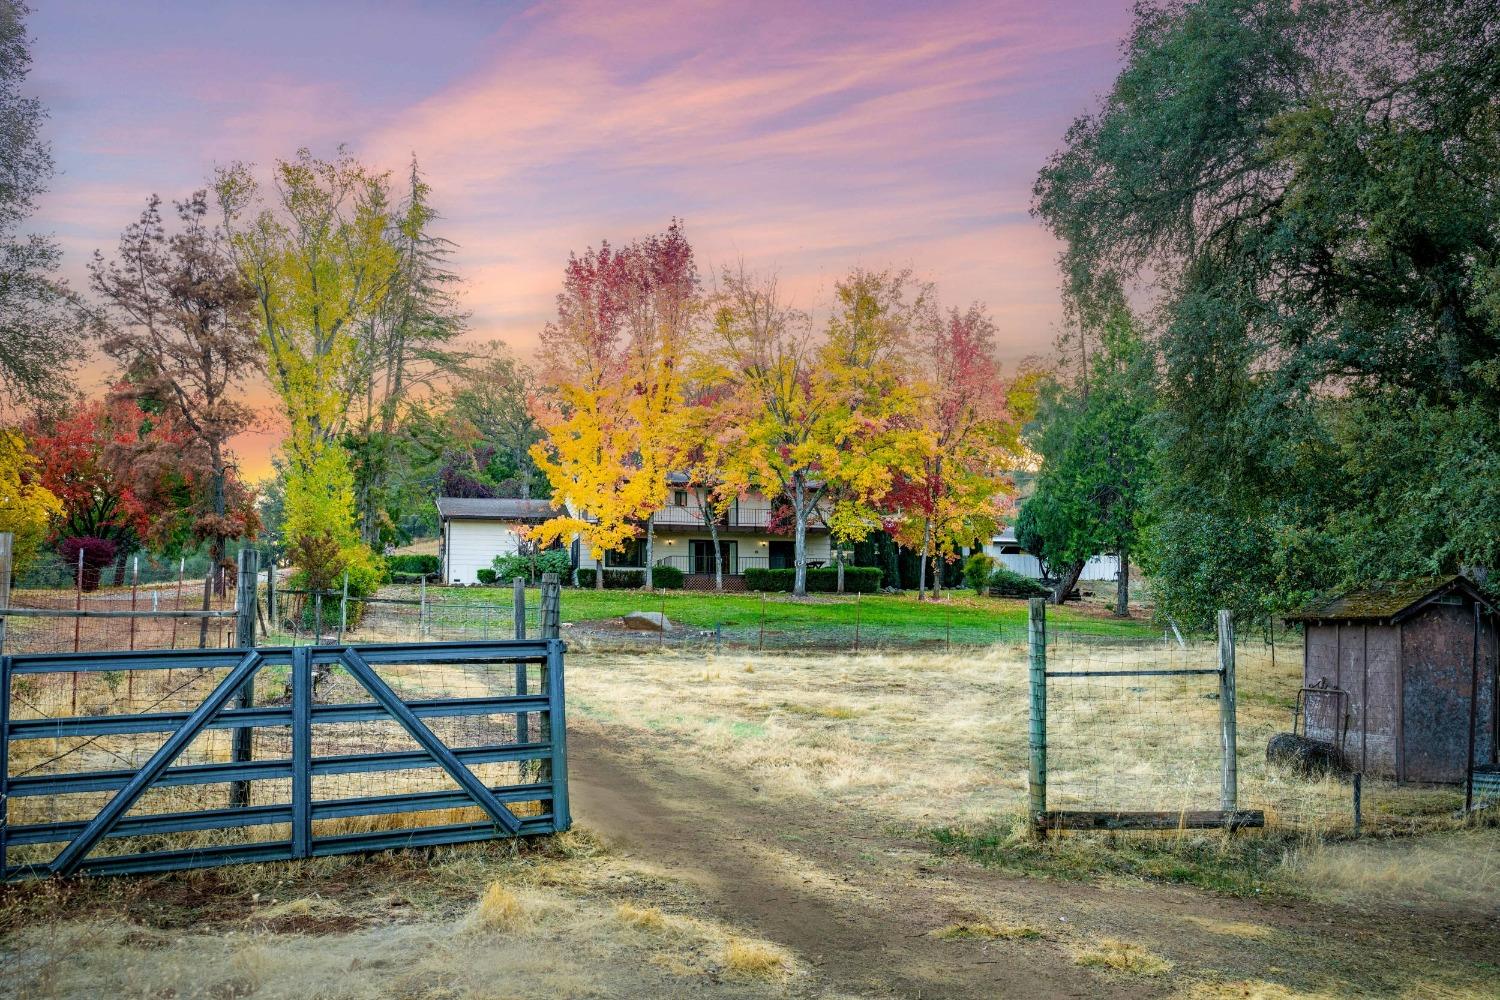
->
[1401, 604, 1479, 783]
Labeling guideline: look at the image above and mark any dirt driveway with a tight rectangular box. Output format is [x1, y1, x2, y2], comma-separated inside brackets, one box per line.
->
[569, 721, 1498, 999]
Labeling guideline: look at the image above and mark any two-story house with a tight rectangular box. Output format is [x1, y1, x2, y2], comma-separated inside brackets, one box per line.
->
[436, 475, 833, 588]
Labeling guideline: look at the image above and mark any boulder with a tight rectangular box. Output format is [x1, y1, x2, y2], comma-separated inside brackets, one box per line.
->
[622, 611, 672, 632]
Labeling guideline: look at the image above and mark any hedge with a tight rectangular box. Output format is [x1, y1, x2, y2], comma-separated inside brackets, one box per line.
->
[988, 565, 1050, 598]
[476, 568, 498, 585]
[743, 566, 882, 593]
[388, 553, 440, 578]
[575, 567, 681, 589]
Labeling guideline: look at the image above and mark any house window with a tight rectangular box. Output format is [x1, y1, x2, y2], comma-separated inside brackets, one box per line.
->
[605, 537, 646, 568]
[673, 490, 689, 507]
[768, 540, 795, 569]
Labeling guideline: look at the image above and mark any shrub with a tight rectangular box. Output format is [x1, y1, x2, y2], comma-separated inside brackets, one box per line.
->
[651, 564, 684, 589]
[491, 548, 571, 584]
[988, 565, 1050, 598]
[476, 568, 498, 585]
[285, 540, 383, 631]
[743, 565, 881, 593]
[387, 553, 439, 578]
[57, 536, 118, 592]
[576, 568, 648, 589]
[963, 553, 996, 594]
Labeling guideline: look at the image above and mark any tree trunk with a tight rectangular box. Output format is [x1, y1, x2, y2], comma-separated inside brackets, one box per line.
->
[644, 515, 654, 589]
[792, 472, 808, 597]
[707, 503, 723, 591]
[111, 548, 128, 587]
[1114, 548, 1130, 617]
[917, 519, 931, 601]
[595, 551, 604, 589]
[1052, 559, 1086, 606]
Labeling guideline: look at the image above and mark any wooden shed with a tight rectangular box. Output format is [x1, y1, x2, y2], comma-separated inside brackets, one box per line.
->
[1284, 576, 1497, 783]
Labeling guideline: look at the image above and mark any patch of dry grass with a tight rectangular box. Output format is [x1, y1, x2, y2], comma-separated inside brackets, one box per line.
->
[722, 936, 790, 981]
[1073, 937, 1174, 976]
[1287, 827, 1500, 910]
[469, 881, 529, 932]
[931, 920, 1045, 941]
[1180, 980, 1338, 1000]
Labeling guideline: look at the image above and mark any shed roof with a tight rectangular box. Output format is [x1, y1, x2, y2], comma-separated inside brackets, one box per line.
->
[435, 497, 562, 522]
[1284, 575, 1494, 623]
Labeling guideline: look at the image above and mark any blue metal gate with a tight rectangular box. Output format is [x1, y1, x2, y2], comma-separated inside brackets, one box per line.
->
[1, 639, 569, 878]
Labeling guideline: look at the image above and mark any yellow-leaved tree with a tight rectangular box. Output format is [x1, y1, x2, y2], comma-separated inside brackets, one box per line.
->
[706, 266, 923, 596]
[0, 428, 63, 572]
[216, 149, 396, 601]
[531, 223, 700, 589]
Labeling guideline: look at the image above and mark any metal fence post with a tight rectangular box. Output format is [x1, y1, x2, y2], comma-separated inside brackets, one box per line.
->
[1028, 597, 1047, 832]
[266, 558, 276, 627]
[1218, 609, 1238, 813]
[546, 637, 571, 832]
[758, 591, 765, 651]
[513, 577, 527, 640]
[291, 644, 312, 857]
[419, 575, 428, 638]
[337, 570, 349, 645]
[230, 549, 259, 808]
[854, 592, 861, 652]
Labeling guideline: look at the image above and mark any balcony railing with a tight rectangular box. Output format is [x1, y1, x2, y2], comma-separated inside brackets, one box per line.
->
[605, 554, 829, 576]
[650, 502, 831, 531]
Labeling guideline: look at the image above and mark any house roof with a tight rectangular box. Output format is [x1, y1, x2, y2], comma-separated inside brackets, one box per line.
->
[1283, 575, 1495, 623]
[435, 497, 562, 522]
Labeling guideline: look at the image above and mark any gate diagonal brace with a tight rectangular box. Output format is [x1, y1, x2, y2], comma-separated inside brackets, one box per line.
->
[337, 648, 523, 835]
[50, 650, 265, 877]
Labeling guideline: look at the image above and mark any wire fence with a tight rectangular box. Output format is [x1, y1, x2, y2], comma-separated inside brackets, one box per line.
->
[1033, 608, 1463, 838]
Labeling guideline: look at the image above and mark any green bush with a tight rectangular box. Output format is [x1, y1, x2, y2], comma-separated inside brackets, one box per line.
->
[387, 553, 439, 578]
[652, 564, 685, 589]
[491, 549, 571, 584]
[743, 566, 881, 593]
[476, 568, 498, 585]
[963, 553, 996, 594]
[576, 568, 649, 589]
[988, 565, 1050, 598]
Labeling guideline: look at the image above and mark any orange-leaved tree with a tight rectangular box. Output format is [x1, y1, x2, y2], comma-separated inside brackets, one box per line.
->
[887, 304, 1020, 599]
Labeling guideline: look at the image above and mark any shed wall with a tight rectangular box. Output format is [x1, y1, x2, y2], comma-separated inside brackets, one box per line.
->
[1400, 604, 1497, 783]
[445, 519, 526, 585]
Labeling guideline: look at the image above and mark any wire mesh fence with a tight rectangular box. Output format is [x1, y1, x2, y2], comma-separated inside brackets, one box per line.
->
[1032, 606, 1463, 838]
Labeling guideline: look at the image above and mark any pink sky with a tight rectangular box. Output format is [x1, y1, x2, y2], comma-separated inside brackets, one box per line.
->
[27, 0, 1130, 479]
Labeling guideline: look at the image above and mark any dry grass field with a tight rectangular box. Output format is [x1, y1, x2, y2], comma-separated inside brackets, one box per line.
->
[2, 634, 1496, 998]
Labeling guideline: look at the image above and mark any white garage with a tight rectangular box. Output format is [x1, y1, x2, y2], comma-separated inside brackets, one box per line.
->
[436, 497, 564, 585]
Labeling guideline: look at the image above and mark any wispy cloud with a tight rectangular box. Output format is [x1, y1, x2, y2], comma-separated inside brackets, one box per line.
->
[28, 0, 1130, 477]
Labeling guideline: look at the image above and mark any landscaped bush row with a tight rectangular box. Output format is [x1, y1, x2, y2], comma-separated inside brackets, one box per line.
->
[575, 566, 684, 589]
[742, 566, 882, 593]
[489, 549, 570, 584]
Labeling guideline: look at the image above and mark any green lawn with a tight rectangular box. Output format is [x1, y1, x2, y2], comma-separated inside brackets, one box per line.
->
[434, 585, 1158, 641]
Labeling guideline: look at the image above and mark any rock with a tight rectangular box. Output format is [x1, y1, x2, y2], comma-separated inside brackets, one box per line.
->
[622, 611, 672, 632]
[1266, 732, 1349, 778]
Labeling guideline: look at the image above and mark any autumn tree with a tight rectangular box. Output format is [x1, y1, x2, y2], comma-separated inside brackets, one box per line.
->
[91, 191, 260, 606]
[0, 1, 88, 412]
[618, 221, 700, 588]
[529, 240, 635, 588]
[216, 149, 394, 594]
[531, 223, 700, 589]
[889, 304, 1018, 600]
[678, 383, 739, 590]
[0, 428, 61, 573]
[705, 266, 920, 595]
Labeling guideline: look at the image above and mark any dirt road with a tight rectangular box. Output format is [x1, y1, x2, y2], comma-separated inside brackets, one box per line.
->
[569, 721, 1499, 999]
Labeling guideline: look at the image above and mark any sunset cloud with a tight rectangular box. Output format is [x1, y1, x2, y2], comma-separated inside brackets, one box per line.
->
[26, 0, 1130, 477]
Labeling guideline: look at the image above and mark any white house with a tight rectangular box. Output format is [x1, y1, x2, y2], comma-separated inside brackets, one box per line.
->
[982, 527, 1120, 582]
[435, 481, 833, 588]
[436, 497, 561, 585]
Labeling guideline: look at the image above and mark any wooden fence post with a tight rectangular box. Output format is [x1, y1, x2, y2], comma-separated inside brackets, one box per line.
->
[1028, 597, 1047, 832]
[231, 548, 259, 808]
[0, 532, 12, 657]
[1218, 609, 1238, 813]
[541, 572, 561, 639]
[513, 577, 527, 640]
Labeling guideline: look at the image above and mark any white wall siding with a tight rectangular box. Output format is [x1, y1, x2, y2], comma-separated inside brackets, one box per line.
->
[446, 519, 525, 584]
[982, 543, 1120, 583]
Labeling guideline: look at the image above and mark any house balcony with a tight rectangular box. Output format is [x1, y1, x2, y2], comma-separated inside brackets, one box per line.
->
[649, 502, 827, 532]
